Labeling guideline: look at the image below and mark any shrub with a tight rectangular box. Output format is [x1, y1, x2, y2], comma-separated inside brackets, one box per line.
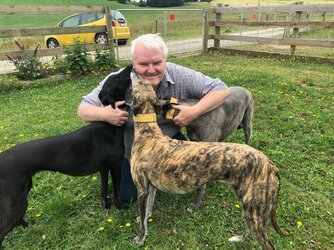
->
[6, 41, 49, 81]
[51, 55, 69, 75]
[64, 40, 93, 75]
[94, 48, 119, 72]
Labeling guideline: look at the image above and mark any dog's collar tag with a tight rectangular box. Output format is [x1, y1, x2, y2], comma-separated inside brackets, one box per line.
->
[133, 113, 157, 123]
[166, 97, 178, 120]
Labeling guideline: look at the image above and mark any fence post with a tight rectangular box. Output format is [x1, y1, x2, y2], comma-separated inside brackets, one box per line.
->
[290, 10, 302, 55]
[214, 3, 222, 48]
[202, 9, 208, 53]
[104, 5, 115, 54]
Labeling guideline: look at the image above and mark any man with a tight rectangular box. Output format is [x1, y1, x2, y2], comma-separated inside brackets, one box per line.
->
[77, 34, 230, 206]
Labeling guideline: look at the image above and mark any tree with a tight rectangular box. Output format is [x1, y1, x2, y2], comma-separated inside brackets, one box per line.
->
[147, 0, 185, 7]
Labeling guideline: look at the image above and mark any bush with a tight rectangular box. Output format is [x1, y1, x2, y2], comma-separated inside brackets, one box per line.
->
[6, 41, 49, 81]
[64, 40, 93, 75]
[94, 48, 119, 72]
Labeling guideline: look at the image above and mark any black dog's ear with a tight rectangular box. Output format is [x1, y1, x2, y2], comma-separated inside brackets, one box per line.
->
[98, 88, 112, 106]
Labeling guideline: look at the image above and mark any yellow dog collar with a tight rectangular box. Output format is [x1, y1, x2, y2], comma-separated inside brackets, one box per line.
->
[133, 113, 157, 123]
[166, 97, 178, 120]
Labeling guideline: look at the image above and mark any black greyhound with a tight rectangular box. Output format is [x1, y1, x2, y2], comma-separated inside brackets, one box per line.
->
[0, 65, 133, 247]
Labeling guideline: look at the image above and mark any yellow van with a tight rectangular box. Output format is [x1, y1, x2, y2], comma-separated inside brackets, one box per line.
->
[45, 11, 130, 48]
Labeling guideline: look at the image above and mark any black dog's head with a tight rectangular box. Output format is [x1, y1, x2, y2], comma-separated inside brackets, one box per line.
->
[98, 64, 133, 108]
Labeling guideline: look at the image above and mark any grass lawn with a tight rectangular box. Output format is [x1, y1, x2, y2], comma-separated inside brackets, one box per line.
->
[0, 53, 333, 249]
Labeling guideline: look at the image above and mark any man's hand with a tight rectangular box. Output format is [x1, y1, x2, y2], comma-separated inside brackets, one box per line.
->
[172, 104, 197, 126]
[104, 100, 129, 126]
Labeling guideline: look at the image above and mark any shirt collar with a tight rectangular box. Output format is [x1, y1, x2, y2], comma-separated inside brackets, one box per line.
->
[161, 68, 175, 88]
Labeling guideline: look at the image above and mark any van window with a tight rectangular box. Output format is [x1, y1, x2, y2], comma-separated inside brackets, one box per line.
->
[97, 13, 104, 20]
[81, 13, 97, 24]
[62, 15, 80, 27]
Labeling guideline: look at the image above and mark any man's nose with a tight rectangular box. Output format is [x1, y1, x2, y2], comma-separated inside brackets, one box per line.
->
[147, 64, 155, 73]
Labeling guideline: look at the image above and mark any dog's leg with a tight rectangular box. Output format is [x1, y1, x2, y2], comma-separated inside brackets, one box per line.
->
[0, 201, 28, 248]
[241, 101, 254, 144]
[16, 218, 28, 228]
[133, 186, 150, 245]
[188, 185, 205, 212]
[136, 185, 156, 223]
[110, 157, 125, 209]
[146, 185, 156, 218]
[99, 169, 110, 209]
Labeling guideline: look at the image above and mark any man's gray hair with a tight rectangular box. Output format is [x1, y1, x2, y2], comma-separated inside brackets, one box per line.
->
[131, 34, 168, 60]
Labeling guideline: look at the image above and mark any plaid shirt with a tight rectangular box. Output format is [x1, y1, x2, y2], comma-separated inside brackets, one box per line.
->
[80, 62, 228, 159]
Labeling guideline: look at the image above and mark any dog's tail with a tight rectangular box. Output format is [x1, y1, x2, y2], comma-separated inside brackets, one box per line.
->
[270, 167, 290, 237]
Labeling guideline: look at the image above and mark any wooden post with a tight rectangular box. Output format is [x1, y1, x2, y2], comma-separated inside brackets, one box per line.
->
[202, 9, 208, 53]
[322, 12, 326, 21]
[290, 10, 302, 55]
[214, 3, 222, 48]
[283, 12, 292, 38]
[104, 5, 114, 54]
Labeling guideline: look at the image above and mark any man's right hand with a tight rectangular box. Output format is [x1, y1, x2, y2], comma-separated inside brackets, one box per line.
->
[105, 100, 129, 126]
[77, 100, 128, 126]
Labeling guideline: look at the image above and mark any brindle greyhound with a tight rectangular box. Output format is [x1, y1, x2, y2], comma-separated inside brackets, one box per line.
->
[99, 65, 254, 211]
[130, 71, 289, 250]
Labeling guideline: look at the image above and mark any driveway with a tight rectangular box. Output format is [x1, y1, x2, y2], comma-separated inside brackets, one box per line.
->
[0, 28, 285, 74]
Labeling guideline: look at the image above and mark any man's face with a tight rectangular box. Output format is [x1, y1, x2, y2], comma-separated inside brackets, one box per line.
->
[132, 42, 167, 90]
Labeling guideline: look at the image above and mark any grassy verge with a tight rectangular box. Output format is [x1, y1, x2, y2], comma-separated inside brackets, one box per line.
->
[0, 53, 333, 249]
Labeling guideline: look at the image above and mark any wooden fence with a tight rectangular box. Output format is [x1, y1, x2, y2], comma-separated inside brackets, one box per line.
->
[203, 3, 334, 63]
[0, 5, 114, 61]
[1, 4, 334, 63]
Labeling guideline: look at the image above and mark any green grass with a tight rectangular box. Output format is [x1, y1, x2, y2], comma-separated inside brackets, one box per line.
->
[211, 0, 334, 6]
[0, 53, 333, 249]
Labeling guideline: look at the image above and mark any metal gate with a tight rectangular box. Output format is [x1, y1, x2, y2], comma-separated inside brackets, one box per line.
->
[112, 8, 206, 60]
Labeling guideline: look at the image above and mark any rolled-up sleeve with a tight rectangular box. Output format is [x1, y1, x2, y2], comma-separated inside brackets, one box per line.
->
[164, 63, 228, 100]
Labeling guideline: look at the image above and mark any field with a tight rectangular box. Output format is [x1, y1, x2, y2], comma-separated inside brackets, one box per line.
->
[211, 0, 334, 6]
[1, 0, 333, 51]
[0, 52, 333, 249]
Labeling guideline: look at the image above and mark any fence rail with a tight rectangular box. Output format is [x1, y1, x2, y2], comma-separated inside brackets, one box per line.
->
[0, 5, 113, 61]
[1, 4, 334, 64]
[204, 3, 334, 61]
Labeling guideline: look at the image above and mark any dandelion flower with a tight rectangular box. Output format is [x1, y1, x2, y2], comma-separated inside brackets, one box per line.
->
[92, 176, 97, 181]
[148, 218, 153, 223]
[98, 227, 105, 231]
[35, 213, 42, 217]
[297, 221, 303, 227]
[119, 225, 124, 229]
[125, 222, 131, 227]
[235, 204, 240, 209]
[107, 218, 113, 223]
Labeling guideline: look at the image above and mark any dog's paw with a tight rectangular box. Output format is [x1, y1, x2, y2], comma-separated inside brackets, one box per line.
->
[228, 235, 243, 242]
[102, 199, 112, 210]
[187, 202, 201, 212]
[114, 197, 130, 210]
[133, 235, 145, 245]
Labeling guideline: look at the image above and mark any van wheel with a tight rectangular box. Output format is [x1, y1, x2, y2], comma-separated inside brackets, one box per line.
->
[95, 33, 108, 44]
[47, 38, 59, 48]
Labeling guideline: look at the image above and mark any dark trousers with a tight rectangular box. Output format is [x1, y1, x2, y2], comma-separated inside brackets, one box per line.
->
[119, 131, 187, 202]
